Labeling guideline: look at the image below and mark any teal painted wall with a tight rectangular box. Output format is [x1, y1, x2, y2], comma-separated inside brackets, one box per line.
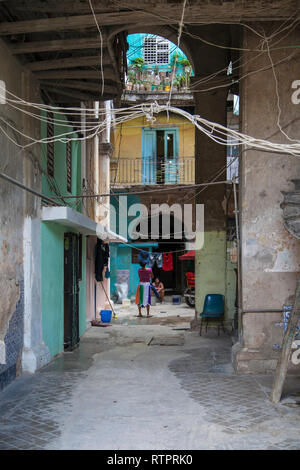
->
[127, 33, 144, 63]
[110, 244, 159, 300]
[110, 192, 140, 299]
[41, 222, 64, 358]
[41, 223, 86, 357]
[110, 191, 159, 300]
[110, 244, 137, 299]
[127, 33, 190, 74]
[41, 111, 86, 358]
[41, 111, 82, 211]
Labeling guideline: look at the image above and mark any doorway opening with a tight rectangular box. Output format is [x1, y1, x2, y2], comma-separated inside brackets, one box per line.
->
[64, 232, 81, 351]
[142, 127, 179, 184]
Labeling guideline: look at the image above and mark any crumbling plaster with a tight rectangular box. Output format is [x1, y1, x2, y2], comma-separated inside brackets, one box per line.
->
[234, 24, 300, 373]
[0, 38, 45, 374]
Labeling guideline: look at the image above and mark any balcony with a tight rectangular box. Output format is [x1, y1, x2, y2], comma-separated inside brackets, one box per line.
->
[122, 60, 194, 106]
[110, 157, 195, 186]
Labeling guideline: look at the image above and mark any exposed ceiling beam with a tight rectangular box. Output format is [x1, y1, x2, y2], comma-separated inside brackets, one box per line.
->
[27, 55, 111, 71]
[9, 0, 120, 13]
[43, 91, 116, 104]
[11, 36, 107, 54]
[35, 69, 120, 82]
[8, 0, 183, 13]
[5, 0, 297, 13]
[40, 85, 97, 102]
[40, 80, 118, 95]
[0, 12, 164, 35]
[0, 5, 296, 37]
[41, 94, 94, 104]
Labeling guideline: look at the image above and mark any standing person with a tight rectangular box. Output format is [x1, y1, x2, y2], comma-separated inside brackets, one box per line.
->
[154, 277, 165, 303]
[135, 262, 153, 317]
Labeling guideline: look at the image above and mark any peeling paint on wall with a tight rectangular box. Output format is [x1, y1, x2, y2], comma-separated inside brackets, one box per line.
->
[0, 281, 24, 390]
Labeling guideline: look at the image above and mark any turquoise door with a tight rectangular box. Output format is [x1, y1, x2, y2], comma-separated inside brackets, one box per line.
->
[164, 130, 179, 184]
[142, 128, 179, 184]
[142, 130, 156, 184]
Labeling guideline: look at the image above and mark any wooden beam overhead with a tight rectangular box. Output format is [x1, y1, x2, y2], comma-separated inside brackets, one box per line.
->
[11, 36, 107, 54]
[9, 0, 121, 13]
[27, 55, 111, 71]
[8, 0, 185, 14]
[40, 80, 118, 95]
[0, 12, 163, 36]
[35, 69, 120, 82]
[0, 4, 296, 37]
[6, 0, 297, 13]
[41, 85, 97, 102]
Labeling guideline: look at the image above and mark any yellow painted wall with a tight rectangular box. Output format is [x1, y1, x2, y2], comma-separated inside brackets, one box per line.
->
[111, 111, 195, 185]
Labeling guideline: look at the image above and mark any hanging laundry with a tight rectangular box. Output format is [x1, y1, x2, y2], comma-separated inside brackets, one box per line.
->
[162, 252, 173, 271]
[149, 252, 163, 269]
[138, 250, 150, 265]
[95, 239, 110, 282]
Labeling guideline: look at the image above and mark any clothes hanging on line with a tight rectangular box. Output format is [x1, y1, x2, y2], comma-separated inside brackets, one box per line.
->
[162, 252, 173, 271]
[138, 250, 150, 265]
[149, 252, 163, 269]
[95, 238, 110, 282]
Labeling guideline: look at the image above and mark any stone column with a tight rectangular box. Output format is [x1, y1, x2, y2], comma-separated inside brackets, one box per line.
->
[22, 217, 50, 372]
[95, 141, 114, 312]
[232, 25, 300, 374]
[22, 70, 50, 372]
[192, 78, 229, 319]
[97, 142, 114, 225]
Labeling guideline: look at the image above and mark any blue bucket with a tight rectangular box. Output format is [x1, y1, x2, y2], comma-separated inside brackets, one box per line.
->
[100, 309, 112, 323]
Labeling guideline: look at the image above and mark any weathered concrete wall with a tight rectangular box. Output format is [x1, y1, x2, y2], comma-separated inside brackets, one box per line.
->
[0, 39, 46, 385]
[193, 85, 228, 318]
[233, 25, 300, 374]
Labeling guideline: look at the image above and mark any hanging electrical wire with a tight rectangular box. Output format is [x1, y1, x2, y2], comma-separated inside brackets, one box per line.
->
[1, 93, 300, 156]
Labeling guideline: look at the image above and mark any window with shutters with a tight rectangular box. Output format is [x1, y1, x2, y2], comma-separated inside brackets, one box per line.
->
[66, 140, 72, 193]
[47, 112, 54, 177]
[144, 36, 169, 65]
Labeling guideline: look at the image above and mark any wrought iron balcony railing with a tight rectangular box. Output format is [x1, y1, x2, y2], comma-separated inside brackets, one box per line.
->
[110, 157, 195, 186]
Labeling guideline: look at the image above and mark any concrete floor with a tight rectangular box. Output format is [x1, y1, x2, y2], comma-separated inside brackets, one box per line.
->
[0, 302, 300, 450]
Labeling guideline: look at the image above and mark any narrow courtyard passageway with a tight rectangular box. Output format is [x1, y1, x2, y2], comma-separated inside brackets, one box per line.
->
[0, 303, 299, 450]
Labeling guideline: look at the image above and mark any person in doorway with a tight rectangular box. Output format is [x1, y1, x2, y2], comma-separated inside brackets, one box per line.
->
[154, 277, 165, 303]
[135, 262, 154, 317]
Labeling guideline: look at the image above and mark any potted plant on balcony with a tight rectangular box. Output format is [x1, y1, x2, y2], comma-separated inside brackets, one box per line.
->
[179, 75, 185, 90]
[177, 57, 192, 89]
[164, 77, 171, 91]
[144, 81, 151, 92]
[172, 77, 180, 91]
[126, 67, 137, 91]
[131, 57, 145, 81]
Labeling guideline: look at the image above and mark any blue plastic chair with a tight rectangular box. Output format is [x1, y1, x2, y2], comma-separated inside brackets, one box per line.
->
[199, 294, 225, 336]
